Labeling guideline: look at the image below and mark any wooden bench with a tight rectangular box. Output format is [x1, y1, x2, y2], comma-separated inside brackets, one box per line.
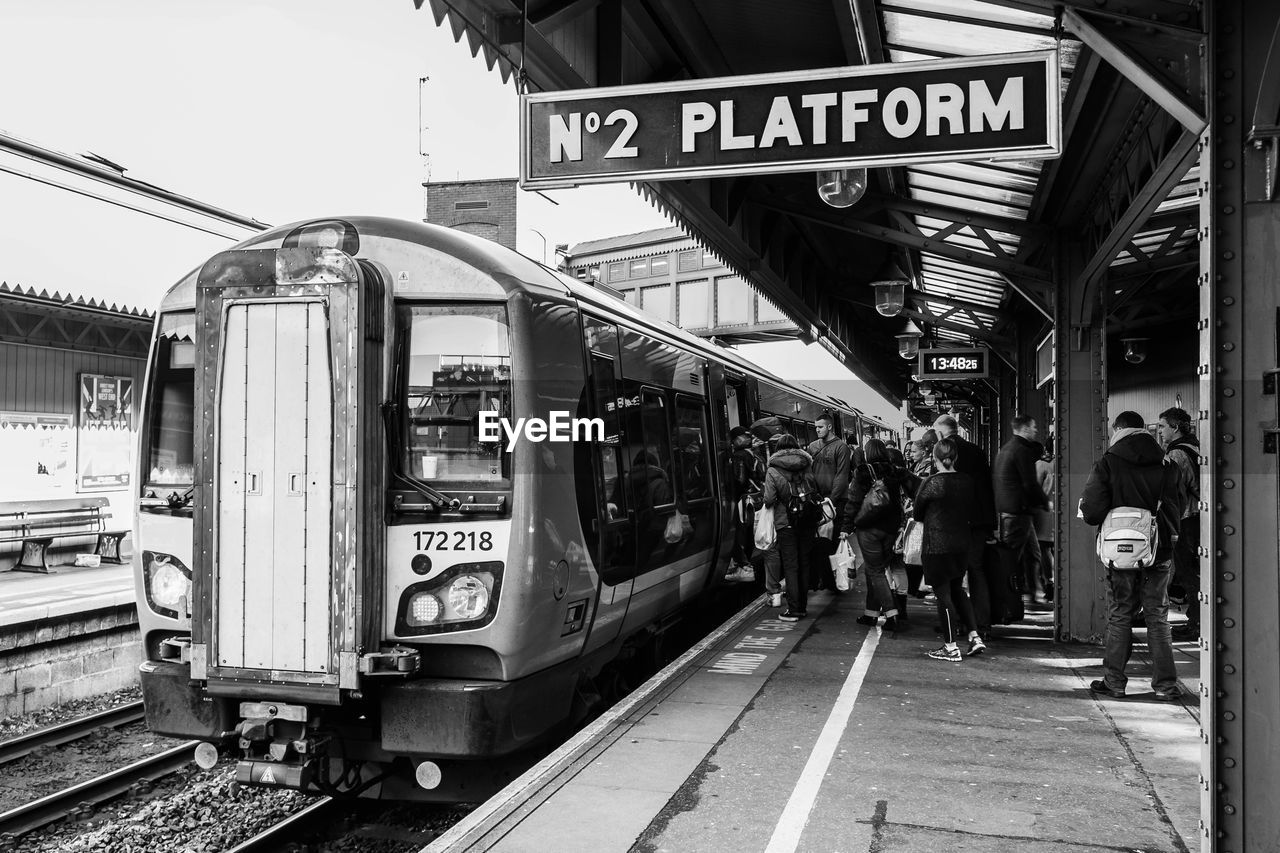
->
[0, 497, 130, 573]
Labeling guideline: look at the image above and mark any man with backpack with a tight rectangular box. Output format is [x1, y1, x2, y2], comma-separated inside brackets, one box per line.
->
[1158, 407, 1201, 640]
[1080, 411, 1184, 701]
[806, 412, 852, 591]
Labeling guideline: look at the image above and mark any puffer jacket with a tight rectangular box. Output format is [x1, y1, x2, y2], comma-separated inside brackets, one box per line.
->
[763, 447, 815, 529]
[1080, 428, 1182, 562]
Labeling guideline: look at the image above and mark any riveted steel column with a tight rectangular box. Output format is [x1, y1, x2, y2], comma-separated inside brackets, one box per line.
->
[1208, 1, 1280, 849]
[1054, 241, 1110, 643]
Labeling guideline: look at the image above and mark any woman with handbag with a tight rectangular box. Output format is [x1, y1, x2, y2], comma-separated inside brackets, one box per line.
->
[763, 434, 817, 621]
[841, 438, 907, 631]
[913, 437, 986, 661]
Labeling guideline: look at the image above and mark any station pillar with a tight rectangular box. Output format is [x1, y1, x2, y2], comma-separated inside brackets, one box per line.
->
[1206, 2, 1280, 849]
[1053, 244, 1110, 643]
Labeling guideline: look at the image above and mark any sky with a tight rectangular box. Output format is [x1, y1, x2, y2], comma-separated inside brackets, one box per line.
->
[0, 0, 898, 425]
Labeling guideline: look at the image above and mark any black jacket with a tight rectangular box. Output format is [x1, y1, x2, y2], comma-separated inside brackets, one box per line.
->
[993, 435, 1048, 515]
[951, 434, 997, 528]
[843, 460, 907, 535]
[913, 471, 977, 554]
[730, 446, 764, 498]
[1080, 429, 1183, 562]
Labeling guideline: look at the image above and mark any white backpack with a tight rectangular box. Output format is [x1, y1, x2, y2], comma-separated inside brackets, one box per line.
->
[1096, 505, 1160, 569]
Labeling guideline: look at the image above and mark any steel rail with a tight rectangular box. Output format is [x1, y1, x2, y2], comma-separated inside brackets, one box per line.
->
[224, 796, 338, 853]
[0, 701, 146, 766]
[0, 741, 193, 838]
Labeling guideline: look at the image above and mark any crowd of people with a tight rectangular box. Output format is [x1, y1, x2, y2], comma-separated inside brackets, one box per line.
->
[726, 406, 1200, 687]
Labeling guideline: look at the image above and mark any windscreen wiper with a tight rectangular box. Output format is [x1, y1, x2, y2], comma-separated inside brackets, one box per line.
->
[382, 400, 460, 511]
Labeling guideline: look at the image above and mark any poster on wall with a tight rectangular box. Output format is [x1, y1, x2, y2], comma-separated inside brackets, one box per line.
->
[0, 412, 75, 501]
[78, 374, 134, 491]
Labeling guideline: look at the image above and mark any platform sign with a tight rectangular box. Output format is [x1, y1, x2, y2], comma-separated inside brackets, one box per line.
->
[917, 347, 989, 380]
[521, 50, 1059, 188]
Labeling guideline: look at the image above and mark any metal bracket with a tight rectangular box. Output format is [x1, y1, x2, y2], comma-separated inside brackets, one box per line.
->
[358, 646, 420, 676]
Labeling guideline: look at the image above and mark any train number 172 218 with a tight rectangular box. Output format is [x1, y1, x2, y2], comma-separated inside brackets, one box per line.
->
[413, 530, 494, 552]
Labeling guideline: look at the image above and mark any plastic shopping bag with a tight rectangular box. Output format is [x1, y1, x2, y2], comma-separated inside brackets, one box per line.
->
[754, 503, 776, 551]
[664, 512, 692, 544]
[898, 519, 924, 566]
[831, 536, 856, 591]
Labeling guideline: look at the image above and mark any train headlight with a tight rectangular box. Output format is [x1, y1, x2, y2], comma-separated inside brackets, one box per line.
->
[448, 576, 489, 620]
[143, 551, 192, 620]
[407, 593, 443, 626]
[395, 561, 503, 635]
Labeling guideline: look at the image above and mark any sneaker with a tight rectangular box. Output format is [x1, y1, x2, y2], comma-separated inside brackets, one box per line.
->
[1153, 687, 1183, 703]
[967, 636, 987, 656]
[926, 646, 962, 662]
[769, 593, 784, 608]
[779, 610, 806, 622]
[1089, 679, 1126, 699]
[725, 565, 755, 583]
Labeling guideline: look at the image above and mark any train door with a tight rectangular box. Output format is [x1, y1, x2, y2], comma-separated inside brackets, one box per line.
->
[216, 300, 333, 673]
[725, 373, 750, 431]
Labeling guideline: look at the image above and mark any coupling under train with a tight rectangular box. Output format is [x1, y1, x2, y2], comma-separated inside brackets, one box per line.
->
[133, 216, 897, 799]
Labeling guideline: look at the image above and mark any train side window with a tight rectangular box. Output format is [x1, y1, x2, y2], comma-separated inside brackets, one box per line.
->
[674, 396, 711, 501]
[591, 353, 626, 520]
[636, 389, 674, 509]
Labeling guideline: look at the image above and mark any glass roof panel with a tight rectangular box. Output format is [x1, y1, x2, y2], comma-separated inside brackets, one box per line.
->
[911, 162, 1041, 194]
[885, 12, 1059, 57]
[888, 48, 943, 63]
[915, 217, 1022, 248]
[907, 187, 1029, 220]
[908, 172, 1033, 209]
[885, 0, 1054, 30]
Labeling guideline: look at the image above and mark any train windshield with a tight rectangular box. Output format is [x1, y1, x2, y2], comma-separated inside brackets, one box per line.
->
[401, 304, 511, 483]
[146, 311, 196, 487]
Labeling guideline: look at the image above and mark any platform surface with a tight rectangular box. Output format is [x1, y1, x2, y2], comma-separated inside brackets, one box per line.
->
[429, 586, 1201, 853]
[0, 562, 135, 627]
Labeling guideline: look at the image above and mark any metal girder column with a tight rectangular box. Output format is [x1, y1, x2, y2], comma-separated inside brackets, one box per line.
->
[1054, 241, 1111, 643]
[1207, 2, 1280, 850]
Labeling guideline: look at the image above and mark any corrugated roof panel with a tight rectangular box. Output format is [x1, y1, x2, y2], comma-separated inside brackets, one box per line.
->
[885, 0, 1054, 30]
[912, 162, 1041, 194]
[885, 11, 1060, 58]
[908, 172, 1034, 209]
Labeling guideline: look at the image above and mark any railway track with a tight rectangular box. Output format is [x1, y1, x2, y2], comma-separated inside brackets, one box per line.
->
[0, 741, 193, 839]
[225, 796, 339, 852]
[0, 700, 146, 767]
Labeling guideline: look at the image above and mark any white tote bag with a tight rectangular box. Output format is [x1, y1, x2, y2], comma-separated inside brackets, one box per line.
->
[830, 537, 856, 591]
[753, 503, 776, 551]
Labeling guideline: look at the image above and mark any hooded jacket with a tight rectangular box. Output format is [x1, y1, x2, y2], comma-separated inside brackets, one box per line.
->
[1080, 428, 1183, 562]
[993, 434, 1048, 515]
[764, 447, 815, 529]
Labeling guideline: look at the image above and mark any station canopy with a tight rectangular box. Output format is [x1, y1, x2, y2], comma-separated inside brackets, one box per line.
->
[416, 0, 1204, 406]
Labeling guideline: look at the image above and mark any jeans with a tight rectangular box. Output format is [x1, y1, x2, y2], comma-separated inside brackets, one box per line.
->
[777, 527, 810, 613]
[998, 512, 1042, 597]
[1172, 515, 1201, 627]
[966, 528, 991, 631]
[1102, 562, 1178, 693]
[760, 543, 783, 595]
[856, 528, 898, 618]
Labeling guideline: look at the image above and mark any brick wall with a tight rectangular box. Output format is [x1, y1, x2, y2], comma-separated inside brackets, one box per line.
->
[0, 604, 139, 718]
[424, 179, 518, 250]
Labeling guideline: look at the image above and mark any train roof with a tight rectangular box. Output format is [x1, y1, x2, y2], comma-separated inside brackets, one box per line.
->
[156, 216, 859, 419]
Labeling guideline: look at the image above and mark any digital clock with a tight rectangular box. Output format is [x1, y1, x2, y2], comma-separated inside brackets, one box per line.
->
[917, 347, 989, 379]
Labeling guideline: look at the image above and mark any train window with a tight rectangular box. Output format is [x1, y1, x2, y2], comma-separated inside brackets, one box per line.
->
[583, 315, 619, 357]
[674, 396, 711, 501]
[401, 304, 511, 482]
[591, 354, 625, 520]
[636, 389, 674, 509]
[146, 311, 196, 487]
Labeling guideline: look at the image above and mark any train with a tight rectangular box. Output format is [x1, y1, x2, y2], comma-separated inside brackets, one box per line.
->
[132, 216, 898, 800]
